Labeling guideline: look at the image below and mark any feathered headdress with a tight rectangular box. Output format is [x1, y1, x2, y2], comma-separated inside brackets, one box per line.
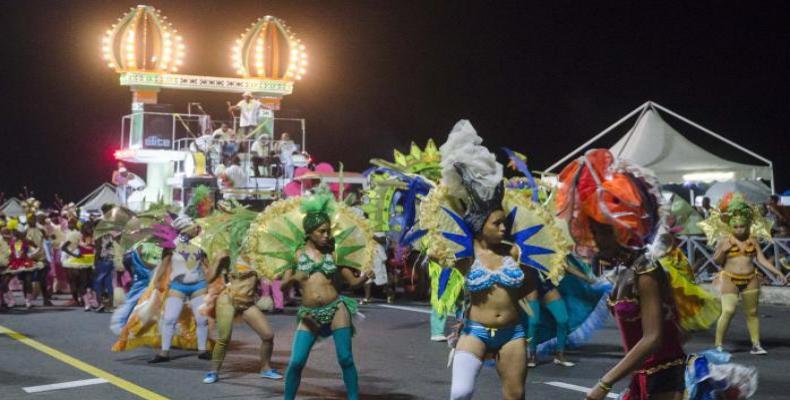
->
[698, 192, 771, 245]
[300, 188, 335, 234]
[184, 185, 214, 219]
[21, 197, 41, 216]
[439, 120, 504, 234]
[555, 148, 662, 252]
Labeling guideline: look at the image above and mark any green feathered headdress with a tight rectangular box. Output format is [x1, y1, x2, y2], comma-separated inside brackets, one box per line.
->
[185, 185, 214, 219]
[300, 189, 335, 234]
[197, 200, 257, 266]
[723, 193, 753, 227]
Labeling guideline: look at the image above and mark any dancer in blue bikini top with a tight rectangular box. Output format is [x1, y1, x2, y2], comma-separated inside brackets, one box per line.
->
[420, 120, 565, 400]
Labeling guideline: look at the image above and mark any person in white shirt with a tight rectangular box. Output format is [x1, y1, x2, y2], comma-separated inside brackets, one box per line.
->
[274, 132, 297, 180]
[192, 130, 217, 173]
[228, 92, 262, 139]
[221, 156, 248, 189]
[194, 130, 214, 153]
[251, 135, 272, 177]
[111, 162, 129, 205]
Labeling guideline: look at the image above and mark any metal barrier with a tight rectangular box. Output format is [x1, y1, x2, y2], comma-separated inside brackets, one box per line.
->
[678, 235, 790, 285]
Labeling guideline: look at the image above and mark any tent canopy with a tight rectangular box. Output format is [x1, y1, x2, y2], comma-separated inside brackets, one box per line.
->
[0, 197, 25, 217]
[78, 183, 121, 212]
[545, 101, 774, 189]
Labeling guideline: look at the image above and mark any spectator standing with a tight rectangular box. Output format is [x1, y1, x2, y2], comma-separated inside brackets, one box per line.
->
[274, 132, 297, 180]
[111, 162, 129, 205]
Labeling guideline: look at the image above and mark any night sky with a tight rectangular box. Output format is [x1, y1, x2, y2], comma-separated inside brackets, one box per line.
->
[2, 1, 789, 204]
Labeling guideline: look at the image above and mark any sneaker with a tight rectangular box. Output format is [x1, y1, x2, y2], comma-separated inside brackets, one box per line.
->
[527, 356, 537, 368]
[202, 372, 218, 384]
[198, 351, 212, 360]
[430, 335, 448, 342]
[148, 354, 171, 364]
[260, 369, 283, 380]
[750, 345, 767, 355]
[553, 358, 576, 367]
[95, 305, 105, 313]
[715, 346, 724, 352]
[25, 301, 33, 310]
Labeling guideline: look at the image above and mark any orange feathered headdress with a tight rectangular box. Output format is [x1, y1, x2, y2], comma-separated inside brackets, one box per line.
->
[555, 149, 661, 251]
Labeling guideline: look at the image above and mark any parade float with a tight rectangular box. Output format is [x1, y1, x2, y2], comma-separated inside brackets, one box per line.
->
[103, 5, 317, 210]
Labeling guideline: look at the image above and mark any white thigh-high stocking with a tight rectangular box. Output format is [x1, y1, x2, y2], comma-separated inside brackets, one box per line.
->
[189, 296, 209, 351]
[161, 297, 184, 352]
[450, 351, 482, 400]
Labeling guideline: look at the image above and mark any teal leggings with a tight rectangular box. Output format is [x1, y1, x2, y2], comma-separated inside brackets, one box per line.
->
[284, 327, 358, 400]
[527, 298, 569, 352]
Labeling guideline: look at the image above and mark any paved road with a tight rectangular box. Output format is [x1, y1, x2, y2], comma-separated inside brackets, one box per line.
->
[1, 293, 788, 399]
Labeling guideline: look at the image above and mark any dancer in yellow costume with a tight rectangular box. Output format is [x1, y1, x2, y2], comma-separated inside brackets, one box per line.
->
[699, 192, 786, 354]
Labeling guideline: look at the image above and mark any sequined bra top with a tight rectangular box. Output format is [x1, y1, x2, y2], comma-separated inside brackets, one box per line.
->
[295, 252, 337, 276]
[466, 256, 524, 293]
[726, 240, 756, 258]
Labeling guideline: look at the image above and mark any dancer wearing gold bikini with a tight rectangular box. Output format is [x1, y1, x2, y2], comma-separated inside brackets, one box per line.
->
[701, 193, 787, 355]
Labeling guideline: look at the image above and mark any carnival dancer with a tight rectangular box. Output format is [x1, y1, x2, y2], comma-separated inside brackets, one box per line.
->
[245, 189, 376, 400]
[61, 219, 98, 310]
[198, 203, 282, 384]
[8, 217, 45, 309]
[148, 215, 211, 363]
[699, 193, 787, 354]
[31, 213, 54, 306]
[46, 213, 70, 294]
[555, 148, 687, 400]
[418, 120, 567, 400]
[93, 206, 135, 312]
[555, 149, 757, 400]
[111, 210, 211, 357]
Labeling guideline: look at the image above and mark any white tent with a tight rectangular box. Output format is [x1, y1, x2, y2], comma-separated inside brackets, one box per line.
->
[0, 197, 25, 217]
[77, 183, 121, 212]
[544, 101, 774, 191]
[704, 180, 772, 205]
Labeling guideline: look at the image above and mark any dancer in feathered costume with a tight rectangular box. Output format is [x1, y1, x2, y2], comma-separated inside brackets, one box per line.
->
[556, 148, 757, 400]
[245, 188, 376, 400]
[61, 218, 99, 310]
[365, 139, 465, 341]
[93, 206, 135, 311]
[7, 215, 47, 309]
[199, 201, 283, 384]
[699, 192, 786, 354]
[502, 147, 612, 368]
[418, 120, 568, 400]
[111, 206, 171, 344]
[111, 211, 212, 363]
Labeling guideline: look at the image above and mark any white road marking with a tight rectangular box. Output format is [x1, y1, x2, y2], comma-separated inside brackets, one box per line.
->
[23, 378, 108, 393]
[375, 304, 433, 314]
[545, 381, 619, 399]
